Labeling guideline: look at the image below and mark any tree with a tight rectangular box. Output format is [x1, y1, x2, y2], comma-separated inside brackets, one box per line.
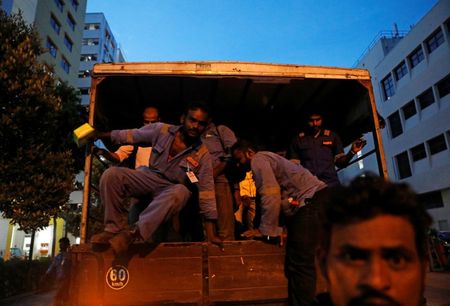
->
[0, 9, 84, 245]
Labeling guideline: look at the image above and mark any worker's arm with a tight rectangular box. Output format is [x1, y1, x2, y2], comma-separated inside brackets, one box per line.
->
[335, 138, 366, 168]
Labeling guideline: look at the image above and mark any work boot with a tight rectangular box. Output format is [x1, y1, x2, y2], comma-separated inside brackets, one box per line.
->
[90, 231, 116, 245]
[109, 225, 141, 255]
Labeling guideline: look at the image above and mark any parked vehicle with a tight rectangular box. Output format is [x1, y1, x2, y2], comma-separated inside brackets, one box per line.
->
[70, 61, 387, 305]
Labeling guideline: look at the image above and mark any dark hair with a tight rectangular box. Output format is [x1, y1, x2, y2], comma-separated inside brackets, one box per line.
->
[230, 138, 257, 154]
[318, 175, 432, 259]
[185, 101, 210, 116]
[59, 237, 70, 245]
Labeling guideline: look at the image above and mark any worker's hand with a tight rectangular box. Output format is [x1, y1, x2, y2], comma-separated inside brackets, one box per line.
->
[351, 138, 367, 154]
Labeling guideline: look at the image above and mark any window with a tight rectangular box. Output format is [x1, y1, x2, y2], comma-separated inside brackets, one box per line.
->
[394, 61, 408, 81]
[64, 35, 73, 52]
[54, 0, 64, 12]
[50, 15, 61, 35]
[71, 0, 78, 11]
[401, 100, 417, 120]
[418, 88, 435, 110]
[67, 13, 76, 31]
[381, 74, 395, 100]
[388, 111, 402, 138]
[78, 70, 90, 78]
[411, 143, 426, 161]
[60, 57, 70, 73]
[80, 54, 98, 61]
[395, 151, 411, 179]
[428, 134, 447, 155]
[46, 38, 57, 58]
[425, 27, 444, 54]
[418, 191, 444, 209]
[408, 46, 424, 68]
[437, 74, 450, 98]
[82, 38, 99, 46]
[84, 23, 100, 30]
[80, 88, 89, 95]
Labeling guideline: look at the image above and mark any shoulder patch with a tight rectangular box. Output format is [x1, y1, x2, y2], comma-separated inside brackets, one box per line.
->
[323, 129, 331, 136]
[298, 132, 305, 138]
[160, 123, 170, 134]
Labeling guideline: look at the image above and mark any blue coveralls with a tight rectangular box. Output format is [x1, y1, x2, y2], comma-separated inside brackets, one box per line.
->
[201, 123, 237, 240]
[101, 123, 217, 242]
[287, 129, 344, 186]
[250, 151, 326, 306]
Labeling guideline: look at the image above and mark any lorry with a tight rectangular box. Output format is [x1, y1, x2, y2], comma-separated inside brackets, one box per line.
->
[69, 61, 387, 305]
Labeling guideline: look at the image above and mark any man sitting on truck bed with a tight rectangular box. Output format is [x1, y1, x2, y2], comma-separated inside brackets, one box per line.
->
[90, 102, 222, 254]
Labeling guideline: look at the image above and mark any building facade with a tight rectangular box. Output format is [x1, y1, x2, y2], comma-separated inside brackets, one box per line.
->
[78, 12, 125, 105]
[343, 0, 450, 230]
[2, 0, 87, 88]
[1, 0, 87, 259]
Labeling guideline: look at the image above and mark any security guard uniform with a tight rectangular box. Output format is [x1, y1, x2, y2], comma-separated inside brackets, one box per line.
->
[287, 129, 345, 186]
[101, 123, 217, 242]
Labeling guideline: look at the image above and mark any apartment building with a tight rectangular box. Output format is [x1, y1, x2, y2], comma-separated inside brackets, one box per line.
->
[343, 0, 450, 230]
[78, 12, 125, 105]
[1, 0, 87, 88]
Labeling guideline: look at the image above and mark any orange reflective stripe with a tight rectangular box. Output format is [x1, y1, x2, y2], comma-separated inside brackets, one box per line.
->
[196, 145, 208, 158]
[260, 186, 280, 196]
[199, 191, 215, 200]
[126, 130, 134, 143]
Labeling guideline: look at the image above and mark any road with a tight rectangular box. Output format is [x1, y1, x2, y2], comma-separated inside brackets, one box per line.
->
[1, 272, 449, 306]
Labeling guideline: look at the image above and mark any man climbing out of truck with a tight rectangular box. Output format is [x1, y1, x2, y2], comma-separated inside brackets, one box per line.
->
[231, 139, 327, 306]
[93, 106, 160, 224]
[287, 112, 366, 187]
[90, 102, 223, 254]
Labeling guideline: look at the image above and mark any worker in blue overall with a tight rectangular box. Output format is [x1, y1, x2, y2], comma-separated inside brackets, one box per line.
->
[90, 102, 222, 254]
[201, 121, 237, 241]
[231, 139, 327, 306]
[287, 113, 366, 186]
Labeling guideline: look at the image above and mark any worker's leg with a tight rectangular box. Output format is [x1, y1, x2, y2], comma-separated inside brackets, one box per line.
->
[215, 182, 235, 241]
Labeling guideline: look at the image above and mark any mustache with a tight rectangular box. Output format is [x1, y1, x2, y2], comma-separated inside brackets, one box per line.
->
[348, 288, 401, 306]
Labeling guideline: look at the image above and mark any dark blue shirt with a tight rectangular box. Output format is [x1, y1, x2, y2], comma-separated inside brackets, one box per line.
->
[287, 129, 344, 186]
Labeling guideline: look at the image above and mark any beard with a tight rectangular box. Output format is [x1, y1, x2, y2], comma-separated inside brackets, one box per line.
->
[347, 288, 402, 306]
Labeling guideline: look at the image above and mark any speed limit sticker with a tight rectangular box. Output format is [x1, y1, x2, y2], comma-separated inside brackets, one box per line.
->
[106, 265, 130, 290]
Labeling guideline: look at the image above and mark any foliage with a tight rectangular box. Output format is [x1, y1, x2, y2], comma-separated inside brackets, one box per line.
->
[0, 10, 84, 232]
[0, 258, 51, 299]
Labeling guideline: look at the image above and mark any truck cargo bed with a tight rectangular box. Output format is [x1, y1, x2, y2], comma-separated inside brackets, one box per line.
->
[68, 240, 287, 305]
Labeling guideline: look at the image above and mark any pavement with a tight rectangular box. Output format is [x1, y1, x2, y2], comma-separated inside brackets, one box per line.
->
[0, 272, 449, 306]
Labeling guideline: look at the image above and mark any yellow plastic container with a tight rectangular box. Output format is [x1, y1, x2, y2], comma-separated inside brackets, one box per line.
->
[73, 123, 95, 147]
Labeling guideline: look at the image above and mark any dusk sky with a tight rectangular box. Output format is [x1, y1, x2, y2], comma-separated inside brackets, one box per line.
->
[86, 0, 439, 67]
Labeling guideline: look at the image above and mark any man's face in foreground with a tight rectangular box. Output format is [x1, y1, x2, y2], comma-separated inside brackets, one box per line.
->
[323, 214, 426, 306]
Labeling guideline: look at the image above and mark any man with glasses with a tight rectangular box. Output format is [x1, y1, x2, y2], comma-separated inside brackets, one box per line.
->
[90, 102, 222, 254]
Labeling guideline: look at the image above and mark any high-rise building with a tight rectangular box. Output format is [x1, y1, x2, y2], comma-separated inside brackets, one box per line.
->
[1, 0, 87, 88]
[78, 12, 125, 105]
[342, 0, 450, 230]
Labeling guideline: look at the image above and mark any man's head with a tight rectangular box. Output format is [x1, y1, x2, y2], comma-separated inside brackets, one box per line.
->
[180, 101, 210, 140]
[307, 112, 323, 134]
[230, 139, 257, 172]
[142, 106, 160, 125]
[59, 237, 70, 252]
[317, 175, 432, 306]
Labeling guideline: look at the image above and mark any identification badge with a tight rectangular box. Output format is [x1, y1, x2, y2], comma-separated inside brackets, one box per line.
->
[186, 171, 199, 183]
